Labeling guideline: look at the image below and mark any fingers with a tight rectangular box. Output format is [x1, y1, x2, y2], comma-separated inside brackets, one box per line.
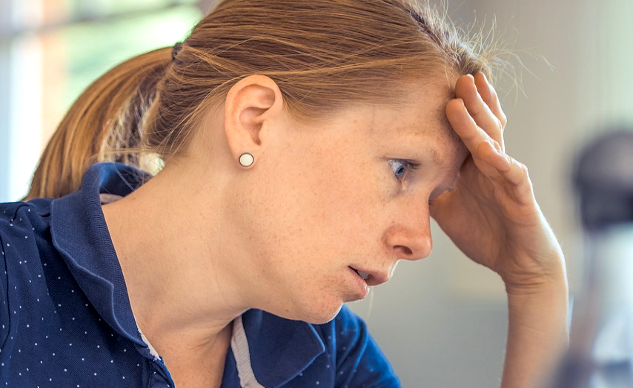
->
[446, 98, 501, 156]
[455, 75, 503, 146]
[447, 96, 530, 197]
[473, 73, 507, 129]
[446, 98, 502, 179]
[478, 142, 533, 204]
[455, 74, 507, 150]
[478, 142, 528, 186]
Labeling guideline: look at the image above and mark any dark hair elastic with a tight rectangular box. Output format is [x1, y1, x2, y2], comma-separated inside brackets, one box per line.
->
[171, 42, 183, 61]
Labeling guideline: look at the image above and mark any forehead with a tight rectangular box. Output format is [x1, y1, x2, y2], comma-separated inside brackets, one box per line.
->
[359, 79, 468, 175]
[386, 80, 454, 130]
[292, 78, 467, 171]
[364, 80, 463, 148]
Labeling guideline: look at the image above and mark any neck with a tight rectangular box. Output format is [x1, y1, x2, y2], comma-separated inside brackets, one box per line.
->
[101, 160, 248, 359]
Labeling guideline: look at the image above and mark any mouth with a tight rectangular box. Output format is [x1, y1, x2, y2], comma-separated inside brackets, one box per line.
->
[348, 265, 390, 287]
[350, 267, 370, 280]
[348, 266, 371, 299]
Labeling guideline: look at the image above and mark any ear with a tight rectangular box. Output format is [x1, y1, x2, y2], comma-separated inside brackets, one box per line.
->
[224, 75, 285, 169]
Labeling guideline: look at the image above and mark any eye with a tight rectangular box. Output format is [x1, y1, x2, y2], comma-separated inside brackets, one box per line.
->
[388, 159, 418, 180]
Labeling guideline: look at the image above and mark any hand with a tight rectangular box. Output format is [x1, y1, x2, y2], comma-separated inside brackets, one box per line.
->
[431, 73, 565, 292]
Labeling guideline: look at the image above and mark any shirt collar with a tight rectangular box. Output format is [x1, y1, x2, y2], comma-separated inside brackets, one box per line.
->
[48, 162, 326, 386]
[236, 310, 326, 388]
[50, 163, 150, 347]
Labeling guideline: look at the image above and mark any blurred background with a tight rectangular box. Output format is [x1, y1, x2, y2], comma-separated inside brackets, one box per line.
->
[0, 0, 632, 386]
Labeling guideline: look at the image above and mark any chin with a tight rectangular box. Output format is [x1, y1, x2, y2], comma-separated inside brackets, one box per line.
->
[304, 293, 349, 324]
[274, 297, 344, 325]
[302, 306, 343, 325]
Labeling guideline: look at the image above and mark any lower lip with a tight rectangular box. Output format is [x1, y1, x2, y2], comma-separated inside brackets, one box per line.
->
[348, 268, 370, 299]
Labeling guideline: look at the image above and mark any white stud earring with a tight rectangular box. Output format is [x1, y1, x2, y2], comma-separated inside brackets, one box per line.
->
[239, 153, 254, 167]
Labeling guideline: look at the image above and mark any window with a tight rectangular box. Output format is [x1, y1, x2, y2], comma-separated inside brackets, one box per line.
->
[0, 0, 203, 201]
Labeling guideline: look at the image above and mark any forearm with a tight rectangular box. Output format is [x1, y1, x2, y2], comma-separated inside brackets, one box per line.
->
[501, 264, 569, 388]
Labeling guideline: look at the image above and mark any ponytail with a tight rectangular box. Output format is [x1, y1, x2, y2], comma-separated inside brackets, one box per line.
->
[24, 47, 171, 200]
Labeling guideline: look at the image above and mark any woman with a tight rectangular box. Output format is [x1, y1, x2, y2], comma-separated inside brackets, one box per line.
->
[1, 0, 568, 387]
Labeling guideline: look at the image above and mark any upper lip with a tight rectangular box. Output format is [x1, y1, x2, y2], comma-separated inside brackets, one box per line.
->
[349, 265, 390, 287]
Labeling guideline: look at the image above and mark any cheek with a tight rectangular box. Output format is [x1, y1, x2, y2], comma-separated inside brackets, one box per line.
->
[260, 163, 380, 260]
[300, 167, 384, 251]
[236, 128, 390, 266]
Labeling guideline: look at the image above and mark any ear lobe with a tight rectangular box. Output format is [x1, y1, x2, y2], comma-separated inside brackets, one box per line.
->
[224, 75, 284, 166]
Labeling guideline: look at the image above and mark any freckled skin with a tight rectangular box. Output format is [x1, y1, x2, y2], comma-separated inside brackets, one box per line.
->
[224, 80, 466, 324]
[102, 73, 568, 388]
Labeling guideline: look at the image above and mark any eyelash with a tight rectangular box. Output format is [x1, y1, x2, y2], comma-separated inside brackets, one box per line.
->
[388, 159, 420, 181]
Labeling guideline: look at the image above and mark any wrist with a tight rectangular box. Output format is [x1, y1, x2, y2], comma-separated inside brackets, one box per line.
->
[501, 249, 568, 297]
[502, 267, 570, 388]
[505, 259, 569, 341]
[505, 268, 568, 298]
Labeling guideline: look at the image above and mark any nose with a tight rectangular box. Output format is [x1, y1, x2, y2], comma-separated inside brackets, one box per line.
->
[382, 217, 433, 261]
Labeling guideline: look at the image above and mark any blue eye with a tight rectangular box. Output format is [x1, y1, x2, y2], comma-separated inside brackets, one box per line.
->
[388, 159, 417, 180]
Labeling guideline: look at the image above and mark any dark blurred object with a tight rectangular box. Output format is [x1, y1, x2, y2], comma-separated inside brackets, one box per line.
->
[545, 128, 633, 388]
[575, 130, 633, 230]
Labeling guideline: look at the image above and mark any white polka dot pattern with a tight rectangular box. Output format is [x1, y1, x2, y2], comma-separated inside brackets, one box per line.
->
[0, 163, 402, 388]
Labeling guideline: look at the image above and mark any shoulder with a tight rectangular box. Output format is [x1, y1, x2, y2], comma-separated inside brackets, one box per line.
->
[0, 199, 52, 236]
[0, 198, 52, 261]
[0, 199, 53, 266]
[0, 199, 54, 326]
[0, 200, 51, 348]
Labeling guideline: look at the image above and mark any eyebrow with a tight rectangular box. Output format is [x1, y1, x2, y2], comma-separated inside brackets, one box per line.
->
[406, 134, 447, 168]
[426, 146, 442, 167]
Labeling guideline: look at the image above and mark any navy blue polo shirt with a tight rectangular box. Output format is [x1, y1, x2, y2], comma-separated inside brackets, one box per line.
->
[0, 163, 400, 387]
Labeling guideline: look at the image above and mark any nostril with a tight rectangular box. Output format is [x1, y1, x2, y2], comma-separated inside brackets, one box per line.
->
[394, 245, 413, 256]
[384, 224, 432, 261]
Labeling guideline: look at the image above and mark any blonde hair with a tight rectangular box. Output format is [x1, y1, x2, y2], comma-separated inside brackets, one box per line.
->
[26, 0, 498, 200]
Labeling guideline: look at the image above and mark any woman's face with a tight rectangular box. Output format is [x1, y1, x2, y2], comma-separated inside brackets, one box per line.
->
[227, 80, 468, 324]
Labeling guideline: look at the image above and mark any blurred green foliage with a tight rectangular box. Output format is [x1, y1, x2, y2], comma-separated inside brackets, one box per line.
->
[55, 3, 201, 112]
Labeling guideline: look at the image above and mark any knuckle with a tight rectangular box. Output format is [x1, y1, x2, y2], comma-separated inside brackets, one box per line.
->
[492, 139, 503, 152]
[517, 162, 529, 176]
[489, 90, 500, 104]
[499, 113, 508, 128]
[493, 117, 503, 130]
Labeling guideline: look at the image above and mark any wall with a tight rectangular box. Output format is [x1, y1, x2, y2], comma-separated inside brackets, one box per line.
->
[348, 0, 633, 386]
